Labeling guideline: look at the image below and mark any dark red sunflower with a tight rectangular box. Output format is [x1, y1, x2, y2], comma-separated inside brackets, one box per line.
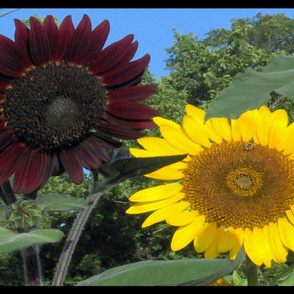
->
[0, 14, 159, 195]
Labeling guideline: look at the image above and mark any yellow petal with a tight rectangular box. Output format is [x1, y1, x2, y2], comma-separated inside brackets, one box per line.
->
[137, 137, 182, 155]
[153, 116, 181, 129]
[145, 166, 184, 180]
[217, 227, 236, 253]
[204, 226, 224, 259]
[267, 222, 288, 264]
[183, 115, 211, 148]
[237, 108, 259, 142]
[185, 104, 205, 123]
[129, 148, 159, 158]
[230, 119, 241, 142]
[129, 184, 183, 202]
[142, 201, 190, 228]
[203, 120, 223, 144]
[286, 210, 294, 226]
[244, 227, 273, 267]
[279, 122, 294, 154]
[229, 228, 244, 260]
[268, 109, 288, 149]
[166, 210, 198, 226]
[256, 105, 271, 146]
[160, 124, 203, 155]
[171, 215, 205, 251]
[244, 228, 262, 266]
[126, 193, 185, 214]
[278, 217, 294, 252]
[194, 222, 217, 253]
[276, 123, 294, 154]
[209, 117, 232, 142]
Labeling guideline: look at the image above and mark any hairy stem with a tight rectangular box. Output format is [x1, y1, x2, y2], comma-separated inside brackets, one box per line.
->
[22, 245, 43, 286]
[52, 189, 102, 286]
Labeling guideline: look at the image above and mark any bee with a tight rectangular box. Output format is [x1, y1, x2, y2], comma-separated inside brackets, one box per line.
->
[244, 139, 256, 151]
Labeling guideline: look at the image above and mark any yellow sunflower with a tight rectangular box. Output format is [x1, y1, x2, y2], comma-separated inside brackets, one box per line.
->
[126, 104, 294, 268]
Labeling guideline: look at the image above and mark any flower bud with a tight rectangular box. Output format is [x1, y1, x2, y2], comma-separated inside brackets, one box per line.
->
[6, 200, 43, 230]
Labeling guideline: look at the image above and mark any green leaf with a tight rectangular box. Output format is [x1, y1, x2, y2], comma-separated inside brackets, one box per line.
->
[77, 247, 245, 286]
[0, 227, 63, 254]
[0, 205, 7, 221]
[205, 54, 294, 120]
[97, 154, 187, 191]
[277, 269, 294, 286]
[38, 195, 87, 212]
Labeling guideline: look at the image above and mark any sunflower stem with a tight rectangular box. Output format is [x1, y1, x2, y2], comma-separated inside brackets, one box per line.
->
[245, 255, 259, 286]
[52, 175, 102, 286]
[21, 245, 43, 286]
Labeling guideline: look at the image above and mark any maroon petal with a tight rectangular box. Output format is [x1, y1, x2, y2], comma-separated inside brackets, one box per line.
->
[77, 136, 110, 170]
[0, 35, 31, 77]
[57, 15, 75, 62]
[80, 19, 110, 63]
[0, 130, 14, 152]
[89, 34, 134, 74]
[103, 112, 157, 130]
[43, 15, 60, 62]
[101, 54, 150, 87]
[118, 40, 138, 65]
[92, 128, 123, 149]
[29, 17, 50, 65]
[60, 148, 84, 184]
[107, 84, 157, 103]
[14, 19, 30, 55]
[95, 123, 146, 140]
[38, 153, 55, 188]
[13, 148, 34, 194]
[107, 101, 160, 120]
[65, 14, 92, 65]
[13, 150, 53, 194]
[0, 143, 26, 185]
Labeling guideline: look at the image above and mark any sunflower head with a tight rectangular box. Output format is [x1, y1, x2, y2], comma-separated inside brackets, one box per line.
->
[0, 14, 159, 195]
[127, 104, 294, 268]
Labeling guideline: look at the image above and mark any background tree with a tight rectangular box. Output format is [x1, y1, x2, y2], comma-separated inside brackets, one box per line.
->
[162, 13, 294, 112]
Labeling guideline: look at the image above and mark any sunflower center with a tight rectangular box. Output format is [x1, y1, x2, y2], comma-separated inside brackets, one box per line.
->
[3, 62, 106, 153]
[226, 166, 263, 197]
[182, 141, 294, 229]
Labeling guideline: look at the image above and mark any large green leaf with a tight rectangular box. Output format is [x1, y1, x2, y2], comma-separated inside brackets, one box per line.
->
[0, 227, 63, 254]
[77, 248, 245, 286]
[205, 54, 294, 120]
[38, 195, 87, 212]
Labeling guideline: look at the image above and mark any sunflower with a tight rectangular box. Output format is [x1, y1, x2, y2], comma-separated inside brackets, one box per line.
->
[0, 14, 159, 195]
[126, 104, 294, 267]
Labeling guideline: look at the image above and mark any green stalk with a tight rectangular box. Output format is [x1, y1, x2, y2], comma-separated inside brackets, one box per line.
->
[21, 244, 43, 286]
[245, 255, 259, 286]
[52, 174, 102, 286]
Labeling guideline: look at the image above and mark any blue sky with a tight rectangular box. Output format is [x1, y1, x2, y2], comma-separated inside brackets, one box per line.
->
[1, 8, 294, 78]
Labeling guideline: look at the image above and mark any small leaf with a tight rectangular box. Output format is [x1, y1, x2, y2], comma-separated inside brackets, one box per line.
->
[77, 247, 245, 286]
[0, 228, 63, 254]
[38, 195, 87, 212]
[205, 54, 294, 120]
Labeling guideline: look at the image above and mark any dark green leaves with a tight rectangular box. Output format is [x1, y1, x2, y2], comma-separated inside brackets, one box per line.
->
[97, 154, 187, 192]
[205, 54, 294, 120]
[77, 247, 245, 286]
